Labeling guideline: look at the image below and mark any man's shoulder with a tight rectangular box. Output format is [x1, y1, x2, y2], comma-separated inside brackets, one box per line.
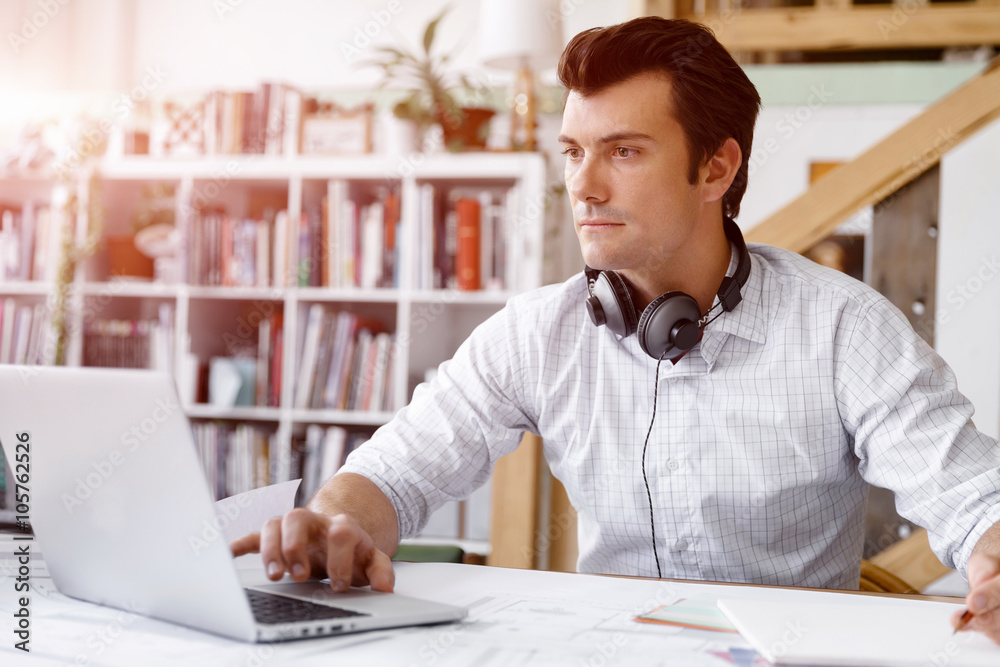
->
[748, 242, 884, 311]
[507, 271, 589, 319]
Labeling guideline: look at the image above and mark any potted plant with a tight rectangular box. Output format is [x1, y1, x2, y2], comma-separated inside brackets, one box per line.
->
[364, 7, 495, 152]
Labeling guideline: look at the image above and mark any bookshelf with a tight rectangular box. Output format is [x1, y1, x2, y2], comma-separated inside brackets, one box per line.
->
[0, 150, 548, 530]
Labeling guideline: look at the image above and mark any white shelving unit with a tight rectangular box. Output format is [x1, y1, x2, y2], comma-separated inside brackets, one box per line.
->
[0, 151, 548, 529]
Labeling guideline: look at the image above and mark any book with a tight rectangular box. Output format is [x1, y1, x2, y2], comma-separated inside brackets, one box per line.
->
[273, 210, 288, 287]
[302, 423, 325, 499]
[308, 310, 337, 409]
[256, 316, 271, 406]
[326, 179, 348, 288]
[418, 183, 436, 289]
[455, 197, 482, 291]
[367, 332, 393, 413]
[294, 303, 325, 409]
[321, 311, 355, 410]
[269, 313, 284, 407]
[360, 202, 383, 289]
[381, 190, 400, 288]
[348, 329, 374, 411]
[318, 426, 347, 487]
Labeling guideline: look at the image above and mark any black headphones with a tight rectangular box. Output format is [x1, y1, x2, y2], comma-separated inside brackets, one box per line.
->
[585, 217, 751, 359]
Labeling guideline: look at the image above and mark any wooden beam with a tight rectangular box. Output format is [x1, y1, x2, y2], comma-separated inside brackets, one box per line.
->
[636, 0, 677, 19]
[488, 432, 543, 569]
[679, 6, 1000, 51]
[547, 478, 579, 573]
[870, 528, 953, 591]
[747, 58, 1000, 253]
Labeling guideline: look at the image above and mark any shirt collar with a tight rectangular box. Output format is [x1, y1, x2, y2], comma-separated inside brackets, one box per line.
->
[698, 243, 767, 367]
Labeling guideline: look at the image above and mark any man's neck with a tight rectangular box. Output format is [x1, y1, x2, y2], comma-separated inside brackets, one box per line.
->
[622, 220, 733, 314]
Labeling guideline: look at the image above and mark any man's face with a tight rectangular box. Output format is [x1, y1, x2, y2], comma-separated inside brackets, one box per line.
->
[559, 72, 703, 277]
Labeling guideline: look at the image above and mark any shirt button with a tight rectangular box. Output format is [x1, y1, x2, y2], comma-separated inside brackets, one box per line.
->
[674, 539, 688, 551]
[667, 459, 680, 471]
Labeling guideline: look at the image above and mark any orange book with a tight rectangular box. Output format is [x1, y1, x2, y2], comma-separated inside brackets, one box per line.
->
[454, 197, 481, 291]
[382, 190, 400, 288]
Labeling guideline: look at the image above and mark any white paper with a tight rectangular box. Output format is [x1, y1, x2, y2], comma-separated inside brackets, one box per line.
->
[213, 478, 301, 545]
[718, 597, 1000, 666]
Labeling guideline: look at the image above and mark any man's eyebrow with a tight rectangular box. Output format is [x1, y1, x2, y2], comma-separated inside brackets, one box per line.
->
[557, 132, 655, 145]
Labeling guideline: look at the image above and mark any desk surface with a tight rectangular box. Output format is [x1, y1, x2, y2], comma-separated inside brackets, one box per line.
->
[0, 537, 992, 667]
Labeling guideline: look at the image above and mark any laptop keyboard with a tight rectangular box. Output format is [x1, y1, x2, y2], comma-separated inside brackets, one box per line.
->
[246, 589, 369, 625]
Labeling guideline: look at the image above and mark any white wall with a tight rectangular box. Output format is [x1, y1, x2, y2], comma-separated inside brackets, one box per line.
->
[1, 0, 632, 93]
[740, 104, 924, 230]
[937, 118, 1000, 439]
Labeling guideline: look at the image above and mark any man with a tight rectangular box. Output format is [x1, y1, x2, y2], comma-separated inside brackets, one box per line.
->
[232, 17, 1000, 642]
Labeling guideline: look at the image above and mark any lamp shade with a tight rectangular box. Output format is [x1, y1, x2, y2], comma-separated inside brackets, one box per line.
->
[479, 0, 564, 71]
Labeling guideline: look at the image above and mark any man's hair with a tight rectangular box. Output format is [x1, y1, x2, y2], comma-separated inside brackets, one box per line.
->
[558, 17, 762, 219]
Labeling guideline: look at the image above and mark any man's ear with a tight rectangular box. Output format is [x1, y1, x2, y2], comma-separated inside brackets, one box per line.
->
[700, 137, 741, 204]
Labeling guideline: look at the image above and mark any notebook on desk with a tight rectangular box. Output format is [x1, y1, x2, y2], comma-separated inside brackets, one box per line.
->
[0, 366, 466, 643]
[717, 596, 999, 666]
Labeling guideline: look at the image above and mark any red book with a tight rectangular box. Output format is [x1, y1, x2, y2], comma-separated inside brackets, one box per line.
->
[454, 197, 481, 291]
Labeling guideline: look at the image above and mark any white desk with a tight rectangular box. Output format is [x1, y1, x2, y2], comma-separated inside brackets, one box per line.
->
[0, 535, 994, 667]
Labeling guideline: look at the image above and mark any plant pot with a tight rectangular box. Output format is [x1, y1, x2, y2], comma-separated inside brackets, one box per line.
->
[437, 107, 495, 152]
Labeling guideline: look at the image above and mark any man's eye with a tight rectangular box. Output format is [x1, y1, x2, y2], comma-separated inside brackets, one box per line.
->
[561, 148, 581, 158]
[615, 147, 634, 158]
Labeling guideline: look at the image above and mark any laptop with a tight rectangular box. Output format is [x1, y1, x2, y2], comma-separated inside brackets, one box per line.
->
[0, 366, 467, 642]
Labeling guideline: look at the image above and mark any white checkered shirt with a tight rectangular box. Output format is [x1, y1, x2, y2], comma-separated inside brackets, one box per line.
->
[341, 243, 1000, 589]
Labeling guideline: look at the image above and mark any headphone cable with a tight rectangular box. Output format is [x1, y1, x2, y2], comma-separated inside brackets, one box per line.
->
[641, 346, 669, 579]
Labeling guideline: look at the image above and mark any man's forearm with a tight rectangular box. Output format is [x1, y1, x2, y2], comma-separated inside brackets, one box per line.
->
[306, 472, 400, 557]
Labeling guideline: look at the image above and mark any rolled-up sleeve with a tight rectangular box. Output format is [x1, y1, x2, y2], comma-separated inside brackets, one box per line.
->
[835, 297, 1000, 579]
[338, 297, 539, 539]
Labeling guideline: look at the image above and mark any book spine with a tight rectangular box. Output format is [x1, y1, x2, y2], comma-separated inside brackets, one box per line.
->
[361, 202, 383, 290]
[455, 197, 482, 291]
[270, 313, 283, 407]
[294, 304, 325, 409]
[257, 219, 269, 287]
[382, 190, 400, 289]
[256, 317, 270, 407]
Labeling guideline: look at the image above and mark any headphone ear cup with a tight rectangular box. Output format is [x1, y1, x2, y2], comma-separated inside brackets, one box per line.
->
[637, 292, 702, 358]
[590, 271, 639, 337]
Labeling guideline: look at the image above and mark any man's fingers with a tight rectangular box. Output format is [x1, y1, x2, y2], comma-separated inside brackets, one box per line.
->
[967, 552, 1000, 589]
[280, 508, 323, 582]
[229, 533, 261, 558]
[966, 554, 1000, 616]
[326, 516, 365, 592]
[246, 510, 387, 594]
[260, 517, 288, 581]
[364, 548, 395, 593]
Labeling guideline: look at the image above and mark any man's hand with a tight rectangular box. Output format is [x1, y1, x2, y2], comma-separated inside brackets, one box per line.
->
[952, 552, 1000, 643]
[230, 508, 395, 593]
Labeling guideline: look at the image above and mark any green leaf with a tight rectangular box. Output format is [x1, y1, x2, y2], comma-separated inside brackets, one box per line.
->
[423, 5, 450, 54]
